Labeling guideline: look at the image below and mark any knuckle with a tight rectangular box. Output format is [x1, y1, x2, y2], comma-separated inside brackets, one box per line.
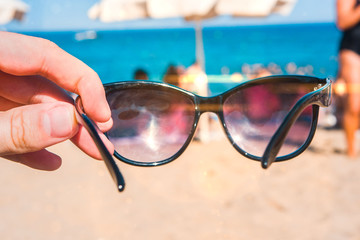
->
[40, 37, 58, 50]
[74, 71, 102, 101]
[7, 110, 29, 153]
[37, 38, 60, 74]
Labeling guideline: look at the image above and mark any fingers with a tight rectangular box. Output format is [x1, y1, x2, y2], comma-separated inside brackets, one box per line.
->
[0, 102, 79, 155]
[3, 149, 62, 171]
[0, 31, 110, 123]
[0, 71, 73, 105]
[0, 32, 115, 166]
[0, 71, 113, 129]
[71, 126, 115, 160]
[0, 96, 22, 111]
[0, 100, 114, 161]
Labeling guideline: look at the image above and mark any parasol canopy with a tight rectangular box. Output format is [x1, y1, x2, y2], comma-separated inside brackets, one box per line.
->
[88, 0, 297, 70]
[0, 0, 29, 25]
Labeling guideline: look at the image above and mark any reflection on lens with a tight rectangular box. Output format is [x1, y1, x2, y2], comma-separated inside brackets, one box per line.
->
[223, 82, 314, 157]
[106, 87, 195, 163]
[118, 109, 140, 120]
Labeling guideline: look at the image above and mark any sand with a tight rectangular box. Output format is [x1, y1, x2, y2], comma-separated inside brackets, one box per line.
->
[0, 127, 360, 240]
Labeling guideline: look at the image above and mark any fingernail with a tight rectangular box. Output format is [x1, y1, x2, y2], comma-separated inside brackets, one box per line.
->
[43, 106, 76, 138]
[102, 100, 112, 120]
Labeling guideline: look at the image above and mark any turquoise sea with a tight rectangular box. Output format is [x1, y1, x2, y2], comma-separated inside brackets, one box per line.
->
[23, 22, 341, 95]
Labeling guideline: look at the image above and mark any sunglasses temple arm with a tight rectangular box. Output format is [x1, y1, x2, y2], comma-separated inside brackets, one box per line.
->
[261, 82, 332, 168]
[263, 81, 333, 168]
[76, 112, 126, 192]
[261, 97, 319, 169]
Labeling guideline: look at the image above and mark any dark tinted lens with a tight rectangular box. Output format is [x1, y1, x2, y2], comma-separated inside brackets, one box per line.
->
[106, 86, 195, 163]
[223, 82, 314, 157]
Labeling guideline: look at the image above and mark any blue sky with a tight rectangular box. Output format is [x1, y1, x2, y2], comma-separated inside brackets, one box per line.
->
[3, 0, 336, 31]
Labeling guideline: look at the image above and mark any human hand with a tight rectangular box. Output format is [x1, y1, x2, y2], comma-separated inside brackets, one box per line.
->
[0, 31, 114, 170]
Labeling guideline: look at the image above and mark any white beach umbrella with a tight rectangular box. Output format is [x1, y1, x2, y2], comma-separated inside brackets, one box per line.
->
[0, 0, 29, 25]
[88, 0, 297, 71]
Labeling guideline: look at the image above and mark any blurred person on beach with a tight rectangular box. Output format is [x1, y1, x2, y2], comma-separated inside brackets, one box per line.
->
[180, 61, 208, 96]
[163, 64, 182, 87]
[267, 62, 283, 75]
[253, 64, 272, 78]
[337, 0, 360, 157]
[181, 61, 210, 142]
[241, 63, 253, 79]
[133, 68, 149, 80]
[0, 31, 114, 170]
[285, 62, 298, 74]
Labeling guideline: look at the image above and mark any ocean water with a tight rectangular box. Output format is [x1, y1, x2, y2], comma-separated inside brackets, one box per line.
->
[24, 23, 341, 95]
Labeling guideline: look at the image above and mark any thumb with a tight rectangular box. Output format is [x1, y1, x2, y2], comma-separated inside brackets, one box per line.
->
[0, 102, 79, 155]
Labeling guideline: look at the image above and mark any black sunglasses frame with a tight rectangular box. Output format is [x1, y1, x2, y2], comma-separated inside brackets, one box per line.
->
[75, 75, 332, 192]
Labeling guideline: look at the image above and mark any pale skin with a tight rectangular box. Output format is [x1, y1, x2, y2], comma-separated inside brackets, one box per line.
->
[0, 31, 114, 170]
[337, 0, 360, 157]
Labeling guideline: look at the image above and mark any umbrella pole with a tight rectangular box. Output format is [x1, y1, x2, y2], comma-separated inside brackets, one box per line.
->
[195, 20, 205, 72]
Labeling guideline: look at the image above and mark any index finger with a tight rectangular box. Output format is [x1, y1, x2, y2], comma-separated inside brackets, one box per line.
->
[0, 31, 111, 123]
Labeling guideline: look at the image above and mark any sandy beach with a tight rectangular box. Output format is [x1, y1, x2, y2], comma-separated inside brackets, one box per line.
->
[0, 126, 360, 240]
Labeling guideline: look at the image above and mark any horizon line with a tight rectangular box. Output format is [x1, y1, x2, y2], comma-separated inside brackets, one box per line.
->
[5, 20, 336, 33]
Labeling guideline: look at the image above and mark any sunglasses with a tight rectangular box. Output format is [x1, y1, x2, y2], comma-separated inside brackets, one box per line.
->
[75, 75, 332, 192]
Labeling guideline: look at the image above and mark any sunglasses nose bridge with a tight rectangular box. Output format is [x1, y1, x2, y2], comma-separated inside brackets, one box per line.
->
[198, 96, 221, 114]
